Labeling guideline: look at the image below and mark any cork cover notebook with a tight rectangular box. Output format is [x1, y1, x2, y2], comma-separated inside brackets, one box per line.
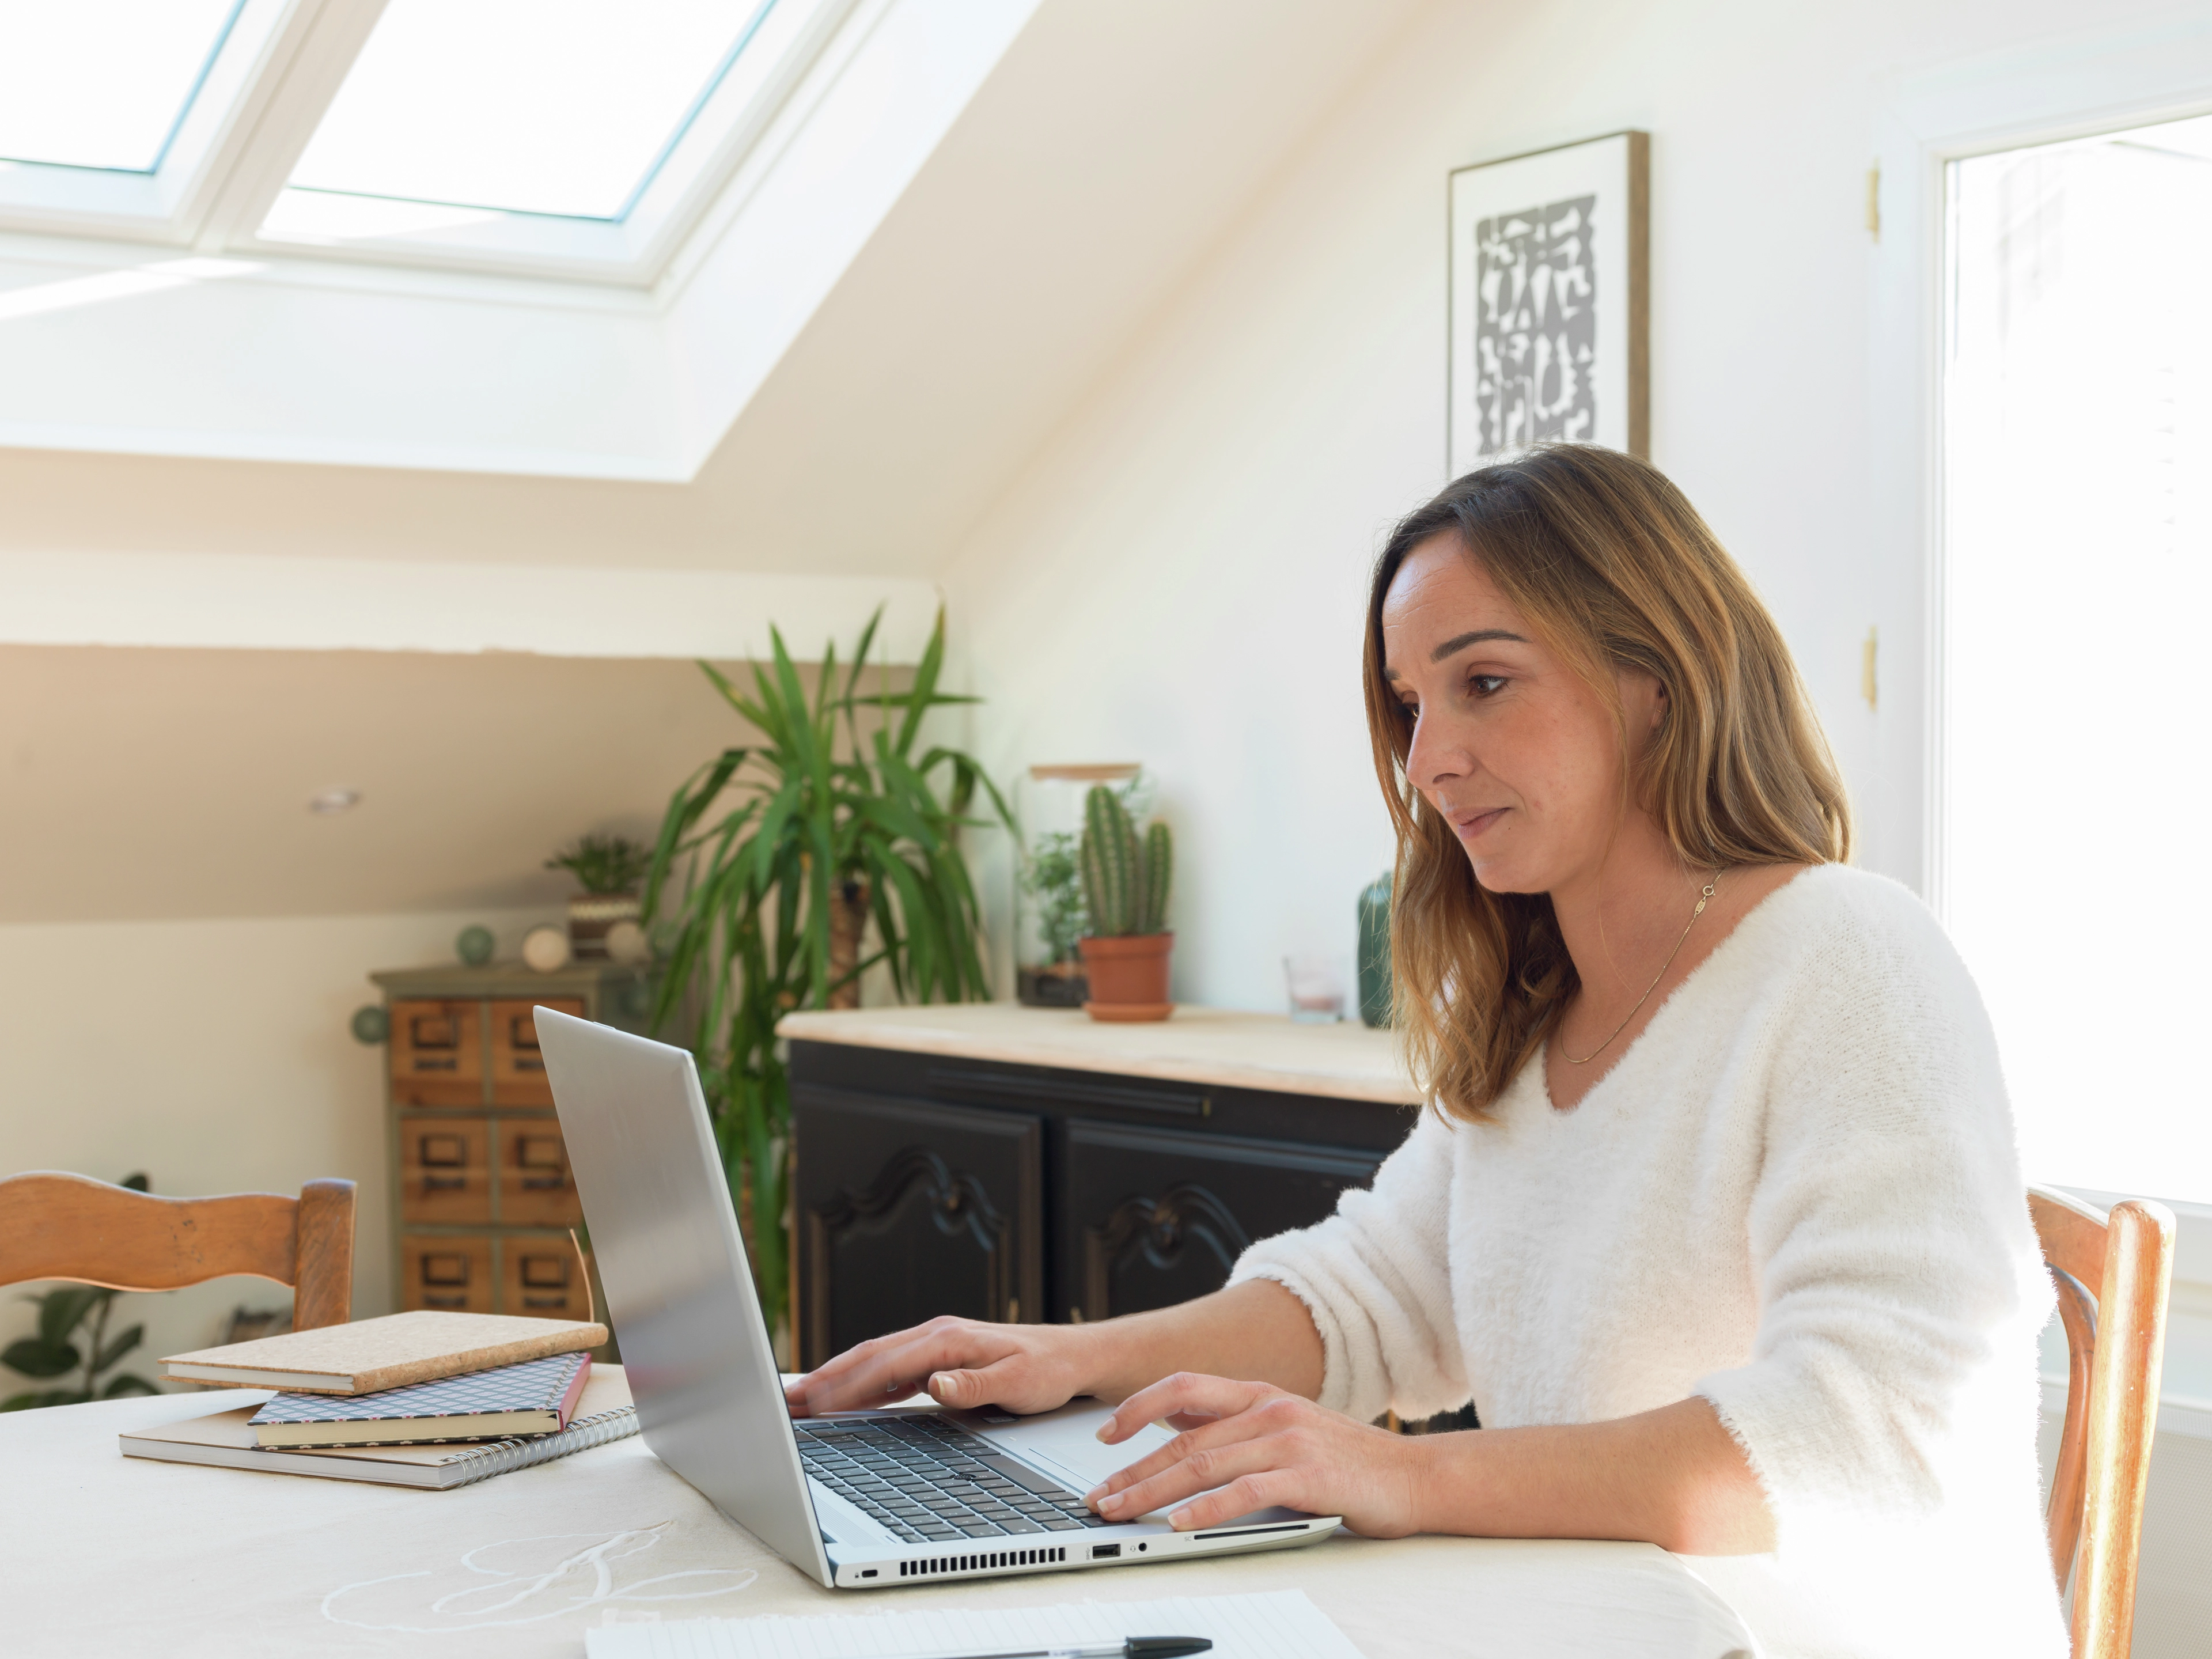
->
[161, 1310, 608, 1395]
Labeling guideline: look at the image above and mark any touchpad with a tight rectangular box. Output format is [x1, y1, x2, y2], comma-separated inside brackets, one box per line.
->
[973, 1403, 1176, 1494]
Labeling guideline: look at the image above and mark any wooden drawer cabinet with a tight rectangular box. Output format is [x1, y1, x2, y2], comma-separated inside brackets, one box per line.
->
[397, 1115, 491, 1225]
[400, 1233, 495, 1314]
[490, 997, 581, 1105]
[389, 999, 484, 1108]
[789, 1033, 1412, 1369]
[498, 1121, 582, 1228]
[372, 963, 647, 1332]
[503, 1236, 596, 1318]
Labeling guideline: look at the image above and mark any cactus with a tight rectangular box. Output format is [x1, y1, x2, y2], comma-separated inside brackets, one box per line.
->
[1139, 820, 1173, 934]
[1080, 785, 1139, 935]
[1079, 784, 1173, 937]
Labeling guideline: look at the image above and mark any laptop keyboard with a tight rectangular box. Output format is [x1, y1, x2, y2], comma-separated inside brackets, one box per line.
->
[795, 1414, 1118, 1544]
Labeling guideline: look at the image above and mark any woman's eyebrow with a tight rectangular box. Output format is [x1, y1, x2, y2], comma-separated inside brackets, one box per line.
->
[1432, 628, 1528, 662]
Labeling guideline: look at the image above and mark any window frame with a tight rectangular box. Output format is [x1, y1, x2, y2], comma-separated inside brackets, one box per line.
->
[0, 0, 296, 243]
[0, 0, 864, 287]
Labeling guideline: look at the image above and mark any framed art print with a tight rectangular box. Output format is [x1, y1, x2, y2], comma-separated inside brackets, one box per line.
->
[1448, 130, 1648, 473]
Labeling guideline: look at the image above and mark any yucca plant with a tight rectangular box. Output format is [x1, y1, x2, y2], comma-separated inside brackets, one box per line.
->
[641, 608, 1010, 1348]
[1079, 785, 1172, 936]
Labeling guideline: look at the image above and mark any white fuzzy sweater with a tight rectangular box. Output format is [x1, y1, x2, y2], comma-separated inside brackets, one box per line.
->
[1230, 866, 2065, 1658]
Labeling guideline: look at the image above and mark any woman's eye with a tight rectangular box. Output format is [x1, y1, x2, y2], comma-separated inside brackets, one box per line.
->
[1468, 674, 1507, 698]
[1396, 700, 1419, 722]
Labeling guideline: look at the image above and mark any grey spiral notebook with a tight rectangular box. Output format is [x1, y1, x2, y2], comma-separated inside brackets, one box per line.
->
[120, 1368, 636, 1489]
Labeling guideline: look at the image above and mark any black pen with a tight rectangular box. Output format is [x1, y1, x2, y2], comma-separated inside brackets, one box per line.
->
[868, 1639, 1211, 1659]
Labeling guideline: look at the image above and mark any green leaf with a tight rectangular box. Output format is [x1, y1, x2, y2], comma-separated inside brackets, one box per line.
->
[100, 1372, 159, 1399]
[2, 1337, 80, 1379]
[95, 1324, 145, 1373]
[36, 1286, 105, 1349]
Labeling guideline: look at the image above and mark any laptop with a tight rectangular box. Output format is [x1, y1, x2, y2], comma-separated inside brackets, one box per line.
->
[534, 1009, 1341, 1589]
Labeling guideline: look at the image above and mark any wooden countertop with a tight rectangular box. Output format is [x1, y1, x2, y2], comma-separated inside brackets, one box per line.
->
[777, 1003, 1422, 1106]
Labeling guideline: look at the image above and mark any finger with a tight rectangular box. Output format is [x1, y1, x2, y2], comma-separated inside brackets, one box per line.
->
[1093, 1439, 1296, 1525]
[1164, 1469, 1302, 1531]
[786, 1318, 949, 1409]
[1096, 1373, 1267, 1444]
[927, 1355, 1046, 1412]
[1086, 1407, 1278, 1503]
[800, 1323, 997, 1414]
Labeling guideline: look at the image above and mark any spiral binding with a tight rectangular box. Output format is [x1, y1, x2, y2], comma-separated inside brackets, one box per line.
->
[440, 1406, 641, 1488]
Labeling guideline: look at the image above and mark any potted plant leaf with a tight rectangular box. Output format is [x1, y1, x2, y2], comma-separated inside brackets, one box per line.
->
[1077, 784, 1175, 1021]
[641, 607, 1010, 1353]
[546, 834, 652, 959]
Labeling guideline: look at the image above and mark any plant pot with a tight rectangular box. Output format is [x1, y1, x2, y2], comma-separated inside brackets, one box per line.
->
[1078, 933, 1174, 1022]
[568, 892, 641, 960]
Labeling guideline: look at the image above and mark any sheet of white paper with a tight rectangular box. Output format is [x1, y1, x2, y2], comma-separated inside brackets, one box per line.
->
[584, 1588, 1363, 1659]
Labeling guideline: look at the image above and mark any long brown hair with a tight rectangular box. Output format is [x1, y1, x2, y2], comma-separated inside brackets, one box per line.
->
[1363, 445, 1850, 1122]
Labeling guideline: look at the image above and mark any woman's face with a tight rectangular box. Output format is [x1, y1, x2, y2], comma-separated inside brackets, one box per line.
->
[1380, 533, 1662, 897]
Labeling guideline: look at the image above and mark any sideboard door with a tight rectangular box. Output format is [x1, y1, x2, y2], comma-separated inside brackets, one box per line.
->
[793, 1087, 1043, 1370]
[1062, 1119, 1384, 1323]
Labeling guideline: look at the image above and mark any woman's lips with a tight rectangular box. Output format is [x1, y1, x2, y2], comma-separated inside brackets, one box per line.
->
[1451, 807, 1507, 840]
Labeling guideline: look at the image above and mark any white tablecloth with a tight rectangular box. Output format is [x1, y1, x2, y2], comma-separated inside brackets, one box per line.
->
[5, 1385, 1758, 1658]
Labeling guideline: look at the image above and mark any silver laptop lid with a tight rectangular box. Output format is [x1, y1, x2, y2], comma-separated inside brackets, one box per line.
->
[534, 1007, 831, 1585]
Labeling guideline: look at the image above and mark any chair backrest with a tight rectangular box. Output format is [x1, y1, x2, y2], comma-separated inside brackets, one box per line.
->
[2028, 1185, 2176, 1659]
[0, 1172, 356, 1332]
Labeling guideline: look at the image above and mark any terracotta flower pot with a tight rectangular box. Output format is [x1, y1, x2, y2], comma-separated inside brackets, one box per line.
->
[1078, 933, 1174, 1022]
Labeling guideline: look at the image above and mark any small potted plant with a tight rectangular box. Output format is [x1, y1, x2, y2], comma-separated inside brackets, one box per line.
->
[1076, 785, 1174, 1021]
[546, 834, 652, 960]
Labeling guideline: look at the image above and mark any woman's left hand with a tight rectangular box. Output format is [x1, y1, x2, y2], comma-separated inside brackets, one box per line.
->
[1085, 1372, 1430, 1537]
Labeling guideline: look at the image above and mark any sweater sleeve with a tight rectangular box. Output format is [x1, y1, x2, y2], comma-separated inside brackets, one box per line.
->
[1227, 1105, 1467, 1422]
[1694, 883, 2054, 1555]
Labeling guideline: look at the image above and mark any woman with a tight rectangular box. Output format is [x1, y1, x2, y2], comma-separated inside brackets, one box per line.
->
[788, 446, 2063, 1657]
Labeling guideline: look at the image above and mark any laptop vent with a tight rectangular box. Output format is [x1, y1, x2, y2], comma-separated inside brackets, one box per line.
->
[898, 1546, 1066, 1579]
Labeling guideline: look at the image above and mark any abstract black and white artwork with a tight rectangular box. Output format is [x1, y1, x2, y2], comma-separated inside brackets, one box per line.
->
[1448, 132, 1647, 474]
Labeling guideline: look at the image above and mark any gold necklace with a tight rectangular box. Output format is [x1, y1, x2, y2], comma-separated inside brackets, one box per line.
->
[1557, 876, 1718, 1065]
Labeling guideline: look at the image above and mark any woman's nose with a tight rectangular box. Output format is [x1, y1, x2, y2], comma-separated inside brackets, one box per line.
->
[1404, 711, 1463, 793]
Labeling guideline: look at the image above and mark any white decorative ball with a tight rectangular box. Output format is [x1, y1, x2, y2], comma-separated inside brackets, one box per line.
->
[604, 919, 651, 965]
[522, 923, 573, 972]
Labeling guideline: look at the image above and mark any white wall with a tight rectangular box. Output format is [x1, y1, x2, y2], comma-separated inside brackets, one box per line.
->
[941, 0, 2209, 1010]
[0, 907, 544, 1393]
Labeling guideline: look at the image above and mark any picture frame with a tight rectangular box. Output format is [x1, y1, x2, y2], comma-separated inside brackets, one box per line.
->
[1448, 130, 1649, 474]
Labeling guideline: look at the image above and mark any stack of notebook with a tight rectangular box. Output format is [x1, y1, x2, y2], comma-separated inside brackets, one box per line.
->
[120, 1310, 638, 1490]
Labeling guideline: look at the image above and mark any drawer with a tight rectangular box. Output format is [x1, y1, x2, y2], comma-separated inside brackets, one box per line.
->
[390, 999, 484, 1108]
[490, 998, 585, 1105]
[502, 1237, 593, 1319]
[399, 1233, 494, 1314]
[397, 1115, 491, 1225]
[497, 1119, 583, 1227]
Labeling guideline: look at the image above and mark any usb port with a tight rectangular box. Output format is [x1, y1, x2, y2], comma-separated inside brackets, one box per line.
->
[1090, 1544, 1122, 1559]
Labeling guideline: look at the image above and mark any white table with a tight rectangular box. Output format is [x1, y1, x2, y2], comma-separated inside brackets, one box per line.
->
[6, 1386, 1758, 1659]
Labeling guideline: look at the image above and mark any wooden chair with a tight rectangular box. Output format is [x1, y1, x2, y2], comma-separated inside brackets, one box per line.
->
[0, 1172, 357, 1332]
[2028, 1185, 2176, 1659]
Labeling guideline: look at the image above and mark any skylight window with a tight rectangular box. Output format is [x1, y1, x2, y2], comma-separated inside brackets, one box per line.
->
[0, 0, 244, 173]
[286, 0, 779, 222]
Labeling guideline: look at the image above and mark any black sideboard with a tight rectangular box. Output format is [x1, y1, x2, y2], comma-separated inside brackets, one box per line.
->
[787, 1025, 1418, 1372]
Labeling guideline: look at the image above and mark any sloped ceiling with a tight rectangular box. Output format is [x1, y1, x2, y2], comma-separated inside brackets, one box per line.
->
[0, 645, 766, 923]
[0, 0, 1427, 925]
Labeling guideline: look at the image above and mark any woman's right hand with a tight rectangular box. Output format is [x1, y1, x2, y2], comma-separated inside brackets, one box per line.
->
[782, 1315, 1108, 1418]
